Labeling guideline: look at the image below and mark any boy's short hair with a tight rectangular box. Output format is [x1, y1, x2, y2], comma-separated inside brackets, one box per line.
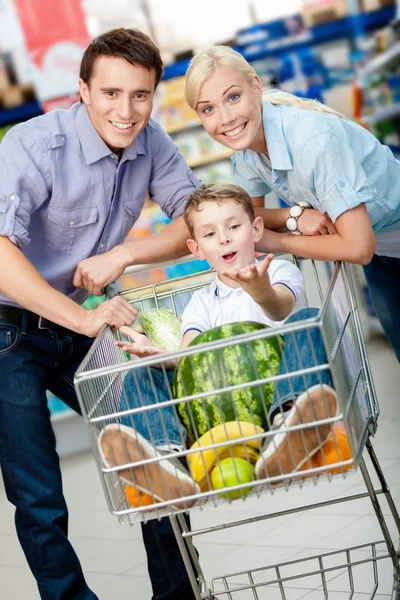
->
[184, 184, 256, 238]
[79, 28, 164, 94]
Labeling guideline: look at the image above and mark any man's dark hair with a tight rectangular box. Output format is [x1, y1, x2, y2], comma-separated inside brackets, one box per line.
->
[184, 184, 255, 238]
[79, 28, 164, 95]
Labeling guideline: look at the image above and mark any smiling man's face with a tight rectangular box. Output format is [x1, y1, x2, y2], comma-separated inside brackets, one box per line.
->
[79, 55, 156, 153]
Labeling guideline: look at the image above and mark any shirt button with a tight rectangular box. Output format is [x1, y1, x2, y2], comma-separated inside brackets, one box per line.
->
[69, 220, 75, 225]
[10, 194, 16, 201]
[99, 243, 104, 249]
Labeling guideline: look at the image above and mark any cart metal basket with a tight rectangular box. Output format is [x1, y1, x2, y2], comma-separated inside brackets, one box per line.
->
[74, 256, 400, 599]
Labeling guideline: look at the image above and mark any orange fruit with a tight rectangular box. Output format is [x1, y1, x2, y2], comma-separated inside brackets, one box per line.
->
[298, 454, 320, 473]
[315, 422, 353, 474]
[125, 485, 154, 508]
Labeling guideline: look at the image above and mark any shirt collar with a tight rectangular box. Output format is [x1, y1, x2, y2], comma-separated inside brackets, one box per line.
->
[240, 99, 293, 173]
[210, 276, 242, 298]
[74, 103, 146, 165]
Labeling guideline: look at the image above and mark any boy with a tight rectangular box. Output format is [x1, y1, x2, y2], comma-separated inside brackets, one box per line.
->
[100, 184, 337, 503]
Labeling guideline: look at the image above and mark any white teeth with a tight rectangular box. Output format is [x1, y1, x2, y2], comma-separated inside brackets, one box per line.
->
[111, 121, 133, 129]
[224, 124, 245, 137]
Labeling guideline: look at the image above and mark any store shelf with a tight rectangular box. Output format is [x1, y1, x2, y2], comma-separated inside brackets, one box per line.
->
[0, 100, 42, 128]
[240, 6, 396, 62]
[359, 41, 400, 80]
[160, 7, 395, 82]
[166, 119, 202, 135]
[187, 149, 233, 169]
[365, 103, 400, 124]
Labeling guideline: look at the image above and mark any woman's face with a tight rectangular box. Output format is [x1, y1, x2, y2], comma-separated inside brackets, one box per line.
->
[195, 68, 266, 153]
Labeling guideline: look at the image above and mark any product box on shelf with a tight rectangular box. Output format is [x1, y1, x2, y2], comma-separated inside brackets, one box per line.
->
[359, 0, 395, 12]
[155, 76, 200, 134]
[0, 60, 10, 90]
[301, 0, 348, 28]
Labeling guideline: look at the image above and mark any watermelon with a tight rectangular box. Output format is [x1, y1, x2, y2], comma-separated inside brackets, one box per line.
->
[173, 321, 283, 446]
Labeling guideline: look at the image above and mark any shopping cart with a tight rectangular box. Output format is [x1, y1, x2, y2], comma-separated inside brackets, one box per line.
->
[74, 255, 400, 599]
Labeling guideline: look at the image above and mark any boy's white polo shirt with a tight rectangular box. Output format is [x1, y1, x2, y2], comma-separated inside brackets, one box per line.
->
[181, 258, 305, 335]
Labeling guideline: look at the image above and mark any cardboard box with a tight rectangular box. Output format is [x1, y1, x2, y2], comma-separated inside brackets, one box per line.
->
[0, 83, 35, 108]
[359, 0, 395, 12]
[0, 61, 11, 90]
[301, 0, 348, 28]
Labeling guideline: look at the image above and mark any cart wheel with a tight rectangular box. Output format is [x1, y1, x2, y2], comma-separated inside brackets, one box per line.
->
[392, 580, 400, 600]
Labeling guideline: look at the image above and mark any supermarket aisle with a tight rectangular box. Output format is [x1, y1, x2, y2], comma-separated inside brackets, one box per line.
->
[0, 334, 399, 600]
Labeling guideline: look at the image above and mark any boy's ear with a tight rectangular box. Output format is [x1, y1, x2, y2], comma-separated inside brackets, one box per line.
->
[253, 215, 264, 242]
[187, 238, 203, 259]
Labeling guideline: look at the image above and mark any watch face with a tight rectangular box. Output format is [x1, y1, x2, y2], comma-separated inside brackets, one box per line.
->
[287, 216, 298, 231]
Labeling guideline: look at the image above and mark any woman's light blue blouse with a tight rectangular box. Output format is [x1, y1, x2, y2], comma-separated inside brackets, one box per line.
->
[233, 99, 400, 240]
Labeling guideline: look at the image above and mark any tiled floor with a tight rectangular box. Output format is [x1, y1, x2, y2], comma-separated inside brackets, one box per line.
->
[1, 334, 399, 599]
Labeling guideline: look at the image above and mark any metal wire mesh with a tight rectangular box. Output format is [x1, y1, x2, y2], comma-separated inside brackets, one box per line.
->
[209, 541, 393, 598]
[74, 259, 378, 524]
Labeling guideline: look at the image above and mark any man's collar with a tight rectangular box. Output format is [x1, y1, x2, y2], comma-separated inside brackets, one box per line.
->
[75, 103, 146, 165]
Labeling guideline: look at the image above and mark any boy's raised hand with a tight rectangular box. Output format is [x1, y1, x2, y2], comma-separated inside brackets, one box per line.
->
[220, 253, 274, 302]
[116, 325, 166, 358]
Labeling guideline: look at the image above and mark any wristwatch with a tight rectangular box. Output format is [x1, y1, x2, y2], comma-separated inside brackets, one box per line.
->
[286, 201, 312, 235]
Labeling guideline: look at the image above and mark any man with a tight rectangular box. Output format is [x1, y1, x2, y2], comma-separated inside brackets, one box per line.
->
[0, 28, 200, 600]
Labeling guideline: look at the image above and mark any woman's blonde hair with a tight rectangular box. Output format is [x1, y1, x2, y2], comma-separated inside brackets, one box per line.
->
[185, 45, 345, 119]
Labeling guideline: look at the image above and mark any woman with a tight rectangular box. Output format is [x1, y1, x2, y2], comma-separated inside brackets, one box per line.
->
[184, 46, 400, 361]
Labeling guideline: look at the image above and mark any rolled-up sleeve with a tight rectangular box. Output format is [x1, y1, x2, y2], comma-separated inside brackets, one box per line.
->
[0, 130, 50, 247]
[232, 153, 270, 198]
[148, 122, 201, 218]
[301, 132, 377, 223]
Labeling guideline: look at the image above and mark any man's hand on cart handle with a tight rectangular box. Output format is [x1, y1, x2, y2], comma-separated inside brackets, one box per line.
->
[74, 246, 131, 296]
[79, 298, 138, 338]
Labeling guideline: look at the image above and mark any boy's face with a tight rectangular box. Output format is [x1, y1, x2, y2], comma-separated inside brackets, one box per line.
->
[187, 198, 263, 285]
[79, 55, 156, 154]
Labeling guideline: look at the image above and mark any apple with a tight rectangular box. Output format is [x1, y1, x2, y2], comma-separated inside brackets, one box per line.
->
[211, 457, 255, 500]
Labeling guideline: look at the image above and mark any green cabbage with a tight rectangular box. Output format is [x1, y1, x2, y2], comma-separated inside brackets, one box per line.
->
[138, 308, 181, 351]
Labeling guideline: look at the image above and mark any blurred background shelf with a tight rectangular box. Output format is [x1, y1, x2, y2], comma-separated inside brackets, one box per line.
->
[359, 40, 400, 78]
[0, 99, 42, 128]
[187, 150, 233, 169]
[365, 102, 400, 123]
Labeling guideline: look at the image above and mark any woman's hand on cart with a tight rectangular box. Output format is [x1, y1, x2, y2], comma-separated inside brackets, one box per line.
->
[295, 209, 337, 236]
[80, 298, 138, 338]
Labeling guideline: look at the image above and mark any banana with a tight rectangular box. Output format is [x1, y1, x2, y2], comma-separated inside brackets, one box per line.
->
[188, 421, 264, 483]
[218, 444, 260, 465]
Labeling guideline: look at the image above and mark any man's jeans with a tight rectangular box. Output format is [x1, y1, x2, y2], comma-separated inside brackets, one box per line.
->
[0, 314, 196, 600]
[122, 307, 333, 454]
[363, 254, 400, 362]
